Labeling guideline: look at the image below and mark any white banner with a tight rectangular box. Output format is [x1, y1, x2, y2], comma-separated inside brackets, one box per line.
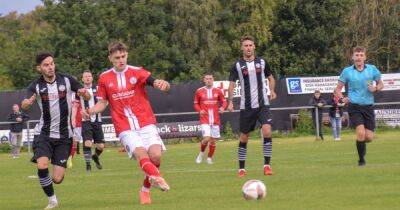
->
[213, 80, 270, 98]
[375, 109, 400, 127]
[286, 73, 400, 94]
[381, 73, 400, 91]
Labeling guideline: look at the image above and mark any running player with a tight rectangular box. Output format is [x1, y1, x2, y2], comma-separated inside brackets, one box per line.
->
[335, 46, 383, 166]
[83, 41, 170, 205]
[22, 51, 90, 209]
[194, 72, 227, 164]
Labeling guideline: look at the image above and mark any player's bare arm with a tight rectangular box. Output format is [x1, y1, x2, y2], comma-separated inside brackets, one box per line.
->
[227, 81, 235, 112]
[368, 79, 384, 93]
[153, 79, 170, 92]
[21, 93, 36, 110]
[83, 99, 108, 120]
[268, 75, 276, 100]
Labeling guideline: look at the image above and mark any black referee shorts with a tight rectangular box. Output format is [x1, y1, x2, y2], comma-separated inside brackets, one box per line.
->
[82, 121, 105, 143]
[31, 135, 72, 168]
[348, 103, 375, 131]
[239, 105, 272, 134]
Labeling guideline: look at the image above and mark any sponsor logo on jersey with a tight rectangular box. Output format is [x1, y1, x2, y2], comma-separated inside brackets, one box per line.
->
[112, 90, 135, 100]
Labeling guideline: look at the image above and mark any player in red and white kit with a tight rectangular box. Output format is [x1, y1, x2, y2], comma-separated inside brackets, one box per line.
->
[194, 73, 227, 164]
[68, 93, 83, 168]
[83, 41, 170, 205]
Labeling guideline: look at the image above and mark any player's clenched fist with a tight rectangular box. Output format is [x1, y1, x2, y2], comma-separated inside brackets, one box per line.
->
[154, 79, 170, 92]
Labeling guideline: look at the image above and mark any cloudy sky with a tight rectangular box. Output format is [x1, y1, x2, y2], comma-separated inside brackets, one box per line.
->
[0, 0, 43, 16]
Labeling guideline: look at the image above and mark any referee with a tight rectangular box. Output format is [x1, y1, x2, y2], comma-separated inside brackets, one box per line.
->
[335, 46, 383, 166]
[227, 35, 277, 177]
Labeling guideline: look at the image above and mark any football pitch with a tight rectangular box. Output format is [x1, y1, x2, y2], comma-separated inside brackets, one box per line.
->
[1, 131, 399, 210]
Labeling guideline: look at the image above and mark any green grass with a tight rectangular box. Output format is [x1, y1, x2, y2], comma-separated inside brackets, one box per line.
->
[1, 131, 400, 210]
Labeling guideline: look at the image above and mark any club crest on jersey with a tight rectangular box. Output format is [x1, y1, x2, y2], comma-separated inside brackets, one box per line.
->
[58, 85, 66, 92]
[214, 94, 218, 97]
[255, 63, 262, 73]
[129, 77, 137, 85]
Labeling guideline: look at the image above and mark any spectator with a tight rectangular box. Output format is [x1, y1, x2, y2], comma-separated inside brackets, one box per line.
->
[309, 90, 326, 140]
[8, 104, 29, 158]
[329, 91, 345, 141]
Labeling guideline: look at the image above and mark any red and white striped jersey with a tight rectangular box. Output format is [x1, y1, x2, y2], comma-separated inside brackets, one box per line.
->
[97, 65, 156, 136]
[194, 87, 227, 125]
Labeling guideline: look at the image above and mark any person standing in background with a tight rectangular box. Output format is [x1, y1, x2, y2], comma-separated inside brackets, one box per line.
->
[329, 91, 345, 141]
[309, 90, 327, 140]
[8, 104, 29, 158]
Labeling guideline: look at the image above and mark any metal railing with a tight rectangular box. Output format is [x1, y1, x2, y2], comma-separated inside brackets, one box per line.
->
[1, 101, 398, 154]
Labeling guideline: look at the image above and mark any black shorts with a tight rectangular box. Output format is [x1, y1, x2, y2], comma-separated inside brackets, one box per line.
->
[348, 103, 375, 131]
[31, 135, 72, 168]
[239, 106, 272, 134]
[82, 121, 105, 143]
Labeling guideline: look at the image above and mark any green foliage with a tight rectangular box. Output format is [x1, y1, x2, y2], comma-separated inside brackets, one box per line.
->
[0, 143, 11, 153]
[222, 121, 237, 140]
[294, 109, 314, 135]
[0, 0, 399, 89]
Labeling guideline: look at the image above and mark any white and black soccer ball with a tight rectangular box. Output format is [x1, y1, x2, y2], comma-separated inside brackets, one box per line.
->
[242, 179, 267, 200]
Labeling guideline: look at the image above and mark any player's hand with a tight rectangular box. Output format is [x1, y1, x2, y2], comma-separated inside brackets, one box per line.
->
[82, 108, 91, 120]
[77, 88, 90, 100]
[22, 94, 36, 110]
[199, 110, 207, 115]
[154, 79, 170, 92]
[219, 107, 225, 114]
[368, 84, 377, 93]
[317, 103, 323, 107]
[269, 91, 277, 101]
[342, 97, 349, 104]
[227, 102, 234, 112]
[16, 117, 22, 122]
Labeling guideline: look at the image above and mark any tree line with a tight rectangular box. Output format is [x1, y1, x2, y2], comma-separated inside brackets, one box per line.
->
[0, 0, 399, 90]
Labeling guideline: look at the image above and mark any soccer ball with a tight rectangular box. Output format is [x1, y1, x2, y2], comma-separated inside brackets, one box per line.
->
[242, 179, 267, 200]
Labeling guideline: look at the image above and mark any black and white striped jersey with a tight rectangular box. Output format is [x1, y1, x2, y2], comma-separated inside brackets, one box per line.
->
[75, 84, 102, 123]
[229, 57, 272, 110]
[27, 73, 83, 139]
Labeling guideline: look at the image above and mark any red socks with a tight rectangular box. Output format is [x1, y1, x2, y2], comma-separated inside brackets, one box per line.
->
[139, 158, 160, 177]
[69, 143, 77, 158]
[208, 144, 216, 158]
[142, 160, 161, 189]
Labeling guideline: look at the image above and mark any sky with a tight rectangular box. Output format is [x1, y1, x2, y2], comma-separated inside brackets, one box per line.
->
[0, 0, 43, 16]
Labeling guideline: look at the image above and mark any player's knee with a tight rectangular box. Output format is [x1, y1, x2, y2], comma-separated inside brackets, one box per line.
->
[203, 137, 211, 143]
[37, 158, 49, 169]
[240, 135, 249, 143]
[84, 140, 92, 147]
[52, 176, 64, 184]
[37, 162, 48, 169]
[97, 143, 105, 150]
[209, 138, 216, 145]
[365, 134, 374, 142]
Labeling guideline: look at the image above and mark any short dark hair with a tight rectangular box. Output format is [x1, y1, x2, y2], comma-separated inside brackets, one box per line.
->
[204, 71, 214, 77]
[108, 41, 128, 55]
[36, 51, 54, 65]
[353, 46, 366, 54]
[82, 70, 92, 75]
[240, 35, 255, 45]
